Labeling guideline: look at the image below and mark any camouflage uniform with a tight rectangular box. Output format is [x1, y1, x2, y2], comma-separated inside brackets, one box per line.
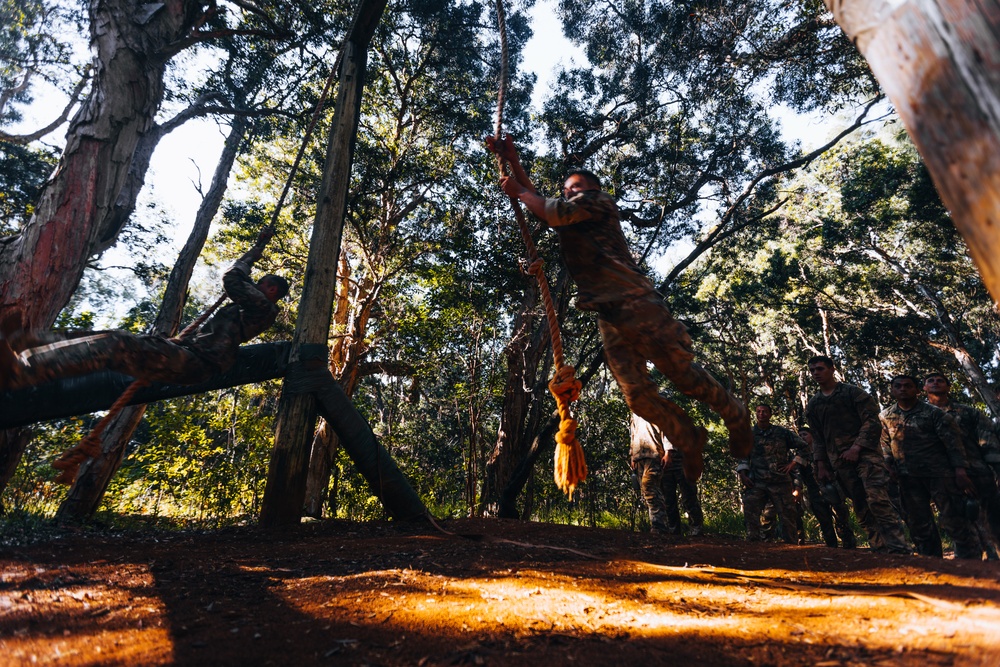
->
[630, 412, 670, 533]
[805, 383, 909, 554]
[545, 191, 751, 473]
[660, 437, 705, 535]
[791, 435, 856, 548]
[880, 401, 978, 559]
[737, 424, 802, 543]
[10, 249, 278, 388]
[935, 401, 1000, 557]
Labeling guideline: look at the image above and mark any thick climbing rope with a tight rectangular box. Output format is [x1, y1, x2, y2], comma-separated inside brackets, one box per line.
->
[493, 0, 586, 499]
[51, 50, 349, 484]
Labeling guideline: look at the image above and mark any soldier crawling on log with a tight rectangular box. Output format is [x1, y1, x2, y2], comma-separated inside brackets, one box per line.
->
[0, 230, 288, 392]
[485, 135, 752, 481]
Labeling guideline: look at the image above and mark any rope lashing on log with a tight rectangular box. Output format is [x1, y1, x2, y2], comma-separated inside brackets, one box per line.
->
[492, 0, 586, 499]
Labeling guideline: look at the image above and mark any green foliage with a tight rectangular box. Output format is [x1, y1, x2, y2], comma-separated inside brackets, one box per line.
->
[0, 142, 56, 233]
[5, 1, 997, 550]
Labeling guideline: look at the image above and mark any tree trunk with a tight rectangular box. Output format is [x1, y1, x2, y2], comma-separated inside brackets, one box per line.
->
[0, 0, 204, 504]
[260, 0, 388, 528]
[480, 281, 546, 517]
[1, 342, 291, 429]
[53, 117, 249, 522]
[0, 0, 204, 331]
[826, 0, 1000, 302]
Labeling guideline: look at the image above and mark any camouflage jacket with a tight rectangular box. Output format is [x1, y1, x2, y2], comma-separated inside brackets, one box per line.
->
[879, 401, 968, 477]
[939, 401, 999, 476]
[543, 190, 656, 311]
[737, 424, 804, 483]
[176, 248, 279, 372]
[805, 383, 882, 465]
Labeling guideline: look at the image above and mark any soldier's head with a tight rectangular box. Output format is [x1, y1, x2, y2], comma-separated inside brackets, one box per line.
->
[755, 404, 773, 427]
[563, 169, 602, 199]
[923, 373, 950, 397]
[797, 427, 813, 445]
[807, 355, 835, 385]
[258, 275, 290, 303]
[890, 374, 919, 402]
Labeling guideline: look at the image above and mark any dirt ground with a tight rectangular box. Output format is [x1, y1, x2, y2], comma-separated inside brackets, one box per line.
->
[2, 518, 1000, 666]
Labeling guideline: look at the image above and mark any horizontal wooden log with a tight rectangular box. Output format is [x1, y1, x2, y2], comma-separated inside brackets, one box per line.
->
[0, 342, 292, 429]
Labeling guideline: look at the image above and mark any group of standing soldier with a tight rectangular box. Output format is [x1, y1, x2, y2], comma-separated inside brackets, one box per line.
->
[631, 354, 1000, 560]
[738, 355, 1000, 559]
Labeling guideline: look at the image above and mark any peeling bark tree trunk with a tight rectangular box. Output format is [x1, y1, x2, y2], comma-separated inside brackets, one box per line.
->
[260, 0, 388, 528]
[0, 0, 204, 503]
[54, 118, 250, 522]
[0, 0, 204, 331]
[827, 0, 1000, 302]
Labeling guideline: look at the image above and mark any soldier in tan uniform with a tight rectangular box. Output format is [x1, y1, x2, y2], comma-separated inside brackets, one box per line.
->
[1, 239, 287, 390]
[881, 375, 978, 558]
[805, 356, 909, 554]
[485, 135, 751, 481]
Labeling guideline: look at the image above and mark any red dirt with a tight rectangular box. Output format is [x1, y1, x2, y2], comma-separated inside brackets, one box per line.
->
[2, 518, 1000, 666]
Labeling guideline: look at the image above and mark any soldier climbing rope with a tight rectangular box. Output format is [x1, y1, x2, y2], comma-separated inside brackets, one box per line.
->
[491, 0, 587, 499]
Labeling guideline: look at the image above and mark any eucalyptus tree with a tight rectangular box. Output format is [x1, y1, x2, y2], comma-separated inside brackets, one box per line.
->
[680, 131, 1000, 427]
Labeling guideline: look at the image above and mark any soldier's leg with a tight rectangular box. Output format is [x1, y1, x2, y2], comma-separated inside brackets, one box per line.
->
[898, 476, 942, 557]
[974, 474, 1000, 553]
[678, 476, 704, 534]
[742, 484, 767, 540]
[821, 480, 858, 548]
[856, 454, 910, 554]
[927, 477, 980, 560]
[610, 296, 752, 458]
[803, 470, 838, 547]
[636, 458, 669, 534]
[11, 331, 208, 388]
[833, 462, 884, 549]
[660, 470, 683, 534]
[10, 332, 131, 388]
[765, 482, 800, 545]
[600, 316, 705, 481]
[760, 500, 778, 540]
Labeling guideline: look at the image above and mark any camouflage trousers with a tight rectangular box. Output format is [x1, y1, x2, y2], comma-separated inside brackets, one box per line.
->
[598, 295, 752, 473]
[898, 475, 978, 559]
[800, 467, 856, 548]
[970, 473, 1000, 557]
[742, 479, 799, 543]
[12, 331, 216, 389]
[635, 457, 669, 533]
[832, 451, 909, 554]
[662, 467, 704, 534]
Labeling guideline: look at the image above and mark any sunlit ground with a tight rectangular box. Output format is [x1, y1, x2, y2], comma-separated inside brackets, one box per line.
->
[2, 524, 1000, 665]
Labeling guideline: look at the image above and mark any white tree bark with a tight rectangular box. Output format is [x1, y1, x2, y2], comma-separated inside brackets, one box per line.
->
[826, 0, 1000, 301]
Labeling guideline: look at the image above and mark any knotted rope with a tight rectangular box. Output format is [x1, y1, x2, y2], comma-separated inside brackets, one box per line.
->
[493, 0, 586, 498]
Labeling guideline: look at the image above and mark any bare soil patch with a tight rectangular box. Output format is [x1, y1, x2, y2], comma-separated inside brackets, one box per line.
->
[2, 518, 1000, 666]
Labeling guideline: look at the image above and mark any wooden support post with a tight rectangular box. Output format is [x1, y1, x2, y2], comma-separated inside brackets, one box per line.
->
[826, 0, 1000, 301]
[259, 0, 388, 528]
